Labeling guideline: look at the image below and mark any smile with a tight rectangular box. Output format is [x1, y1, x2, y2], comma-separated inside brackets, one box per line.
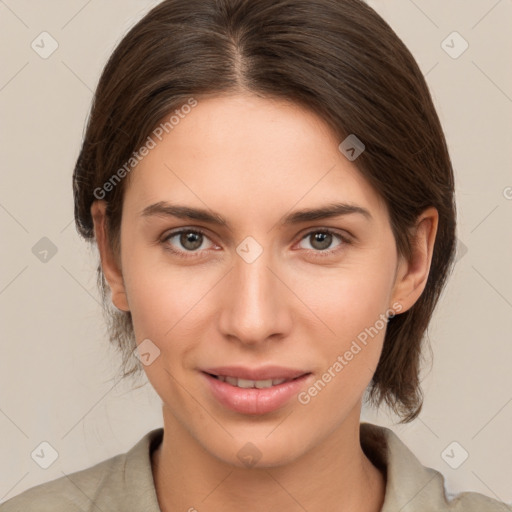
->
[201, 368, 313, 415]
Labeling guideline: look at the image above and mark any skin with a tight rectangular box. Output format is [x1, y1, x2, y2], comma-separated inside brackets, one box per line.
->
[91, 93, 438, 512]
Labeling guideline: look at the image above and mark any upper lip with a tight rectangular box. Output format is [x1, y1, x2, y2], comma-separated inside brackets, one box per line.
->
[201, 366, 310, 381]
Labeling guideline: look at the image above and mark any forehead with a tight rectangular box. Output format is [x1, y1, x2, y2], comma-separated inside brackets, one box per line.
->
[124, 93, 388, 226]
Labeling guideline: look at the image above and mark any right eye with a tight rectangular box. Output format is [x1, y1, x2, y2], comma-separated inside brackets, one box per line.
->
[161, 228, 217, 258]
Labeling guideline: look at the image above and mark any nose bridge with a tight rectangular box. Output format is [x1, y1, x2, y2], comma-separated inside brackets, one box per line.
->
[218, 240, 290, 343]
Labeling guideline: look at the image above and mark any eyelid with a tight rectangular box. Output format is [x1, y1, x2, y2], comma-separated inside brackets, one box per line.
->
[296, 226, 354, 243]
[161, 226, 217, 250]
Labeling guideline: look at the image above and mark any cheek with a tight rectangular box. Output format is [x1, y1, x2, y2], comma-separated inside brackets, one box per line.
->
[120, 245, 215, 352]
[294, 260, 395, 390]
[294, 274, 392, 418]
[126, 272, 196, 345]
[297, 260, 394, 337]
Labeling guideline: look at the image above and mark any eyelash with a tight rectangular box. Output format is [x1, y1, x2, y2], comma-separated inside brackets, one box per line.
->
[160, 227, 352, 260]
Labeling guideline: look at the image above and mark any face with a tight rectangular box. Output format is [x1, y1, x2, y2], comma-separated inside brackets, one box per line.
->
[96, 93, 424, 468]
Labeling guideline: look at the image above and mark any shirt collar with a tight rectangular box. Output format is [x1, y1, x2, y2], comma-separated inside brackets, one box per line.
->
[360, 421, 449, 511]
[121, 422, 449, 511]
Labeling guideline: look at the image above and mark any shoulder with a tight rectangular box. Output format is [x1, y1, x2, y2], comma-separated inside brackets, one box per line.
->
[411, 462, 512, 511]
[360, 422, 512, 512]
[0, 451, 125, 512]
[445, 489, 512, 511]
[415, 463, 512, 511]
[0, 454, 122, 511]
[0, 428, 163, 512]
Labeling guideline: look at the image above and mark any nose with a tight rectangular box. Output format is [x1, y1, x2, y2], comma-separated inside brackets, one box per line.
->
[217, 246, 293, 346]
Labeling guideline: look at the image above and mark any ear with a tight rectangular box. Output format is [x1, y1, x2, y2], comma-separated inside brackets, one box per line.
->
[390, 206, 439, 314]
[91, 201, 130, 312]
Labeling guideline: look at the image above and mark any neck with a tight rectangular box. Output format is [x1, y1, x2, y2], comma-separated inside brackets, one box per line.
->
[152, 407, 385, 512]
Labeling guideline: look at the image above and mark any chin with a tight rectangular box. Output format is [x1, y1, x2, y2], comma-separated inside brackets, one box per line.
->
[202, 429, 313, 470]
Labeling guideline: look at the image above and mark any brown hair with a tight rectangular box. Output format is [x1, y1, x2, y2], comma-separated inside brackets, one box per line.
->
[73, 0, 457, 423]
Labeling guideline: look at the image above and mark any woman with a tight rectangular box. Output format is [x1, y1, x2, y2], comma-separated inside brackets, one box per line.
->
[2, 0, 509, 511]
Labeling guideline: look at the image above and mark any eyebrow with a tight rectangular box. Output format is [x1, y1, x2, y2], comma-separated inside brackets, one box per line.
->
[141, 201, 372, 228]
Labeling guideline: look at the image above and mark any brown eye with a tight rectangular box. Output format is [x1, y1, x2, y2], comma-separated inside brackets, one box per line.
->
[309, 232, 334, 251]
[297, 229, 351, 258]
[178, 231, 203, 251]
[162, 228, 215, 257]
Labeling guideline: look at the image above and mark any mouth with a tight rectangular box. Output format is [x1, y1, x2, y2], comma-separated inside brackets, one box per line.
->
[200, 366, 313, 415]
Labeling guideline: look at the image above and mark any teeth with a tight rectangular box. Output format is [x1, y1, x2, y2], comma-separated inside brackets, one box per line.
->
[216, 376, 288, 388]
[224, 376, 238, 386]
[239, 378, 262, 388]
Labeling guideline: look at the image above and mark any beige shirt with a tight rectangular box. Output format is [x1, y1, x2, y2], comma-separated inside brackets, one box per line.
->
[1, 422, 510, 511]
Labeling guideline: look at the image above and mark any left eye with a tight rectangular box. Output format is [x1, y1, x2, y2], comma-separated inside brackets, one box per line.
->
[297, 230, 346, 253]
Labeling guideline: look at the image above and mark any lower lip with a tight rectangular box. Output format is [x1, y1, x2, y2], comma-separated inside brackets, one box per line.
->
[202, 372, 312, 415]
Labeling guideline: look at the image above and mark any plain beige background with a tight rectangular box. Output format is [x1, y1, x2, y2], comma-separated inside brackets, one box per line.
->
[1, 0, 511, 505]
